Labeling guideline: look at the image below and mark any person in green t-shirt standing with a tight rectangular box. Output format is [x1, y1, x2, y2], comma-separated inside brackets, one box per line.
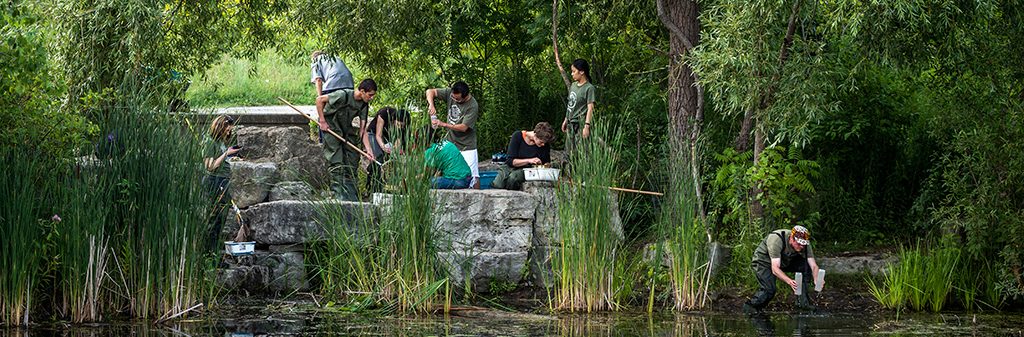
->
[744, 225, 824, 314]
[560, 58, 596, 155]
[315, 79, 378, 201]
[426, 81, 480, 188]
[424, 140, 473, 189]
[202, 115, 239, 252]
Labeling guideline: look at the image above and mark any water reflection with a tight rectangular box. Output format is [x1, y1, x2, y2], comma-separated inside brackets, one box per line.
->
[5, 310, 1024, 336]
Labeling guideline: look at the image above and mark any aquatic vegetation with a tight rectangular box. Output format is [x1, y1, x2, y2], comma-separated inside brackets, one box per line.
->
[312, 128, 449, 313]
[0, 151, 50, 326]
[867, 244, 961, 312]
[651, 139, 711, 311]
[554, 126, 623, 312]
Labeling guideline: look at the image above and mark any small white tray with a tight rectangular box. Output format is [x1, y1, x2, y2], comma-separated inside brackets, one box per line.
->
[525, 168, 560, 181]
[224, 241, 255, 256]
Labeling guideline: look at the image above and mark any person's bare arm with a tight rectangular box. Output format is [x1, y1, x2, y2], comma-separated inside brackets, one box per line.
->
[205, 147, 240, 172]
[582, 102, 595, 138]
[426, 89, 438, 116]
[315, 78, 324, 96]
[512, 158, 542, 167]
[374, 116, 390, 153]
[360, 118, 373, 161]
[437, 122, 469, 132]
[316, 95, 330, 131]
[771, 258, 797, 292]
[808, 258, 822, 289]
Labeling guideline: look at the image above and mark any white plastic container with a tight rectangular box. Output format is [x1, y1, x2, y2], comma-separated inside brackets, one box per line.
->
[794, 272, 803, 295]
[524, 168, 560, 181]
[224, 241, 255, 256]
[815, 269, 826, 292]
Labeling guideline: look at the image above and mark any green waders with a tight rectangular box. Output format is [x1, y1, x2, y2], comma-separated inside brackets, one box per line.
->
[323, 117, 361, 201]
[491, 165, 527, 190]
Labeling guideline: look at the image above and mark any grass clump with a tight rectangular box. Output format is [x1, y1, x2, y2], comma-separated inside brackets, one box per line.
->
[186, 50, 316, 108]
[553, 125, 624, 312]
[649, 139, 711, 311]
[0, 151, 50, 326]
[867, 244, 960, 312]
[311, 128, 449, 313]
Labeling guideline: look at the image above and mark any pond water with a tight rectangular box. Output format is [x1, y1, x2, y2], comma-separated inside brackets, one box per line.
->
[6, 307, 1024, 336]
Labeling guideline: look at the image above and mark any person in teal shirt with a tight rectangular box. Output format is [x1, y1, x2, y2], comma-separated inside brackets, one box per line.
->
[424, 140, 472, 189]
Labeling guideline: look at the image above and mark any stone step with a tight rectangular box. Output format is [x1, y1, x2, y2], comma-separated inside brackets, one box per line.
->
[231, 200, 374, 246]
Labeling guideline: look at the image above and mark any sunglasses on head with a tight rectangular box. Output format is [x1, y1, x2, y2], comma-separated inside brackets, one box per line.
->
[224, 115, 235, 124]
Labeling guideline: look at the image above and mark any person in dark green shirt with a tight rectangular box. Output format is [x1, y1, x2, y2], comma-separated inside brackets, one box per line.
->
[560, 59, 596, 155]
[744, 226, 824, 314]
[315, 79, 377, 201]
[202, 115, 239, 252]
[426, 81, 481, 188]
[424, 140, 472, 189]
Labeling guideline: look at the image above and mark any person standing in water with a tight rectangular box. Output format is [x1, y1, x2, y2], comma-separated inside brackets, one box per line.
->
[561, 58, 596, 155]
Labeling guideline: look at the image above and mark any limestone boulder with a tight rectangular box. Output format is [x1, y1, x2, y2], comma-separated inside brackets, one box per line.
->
[432, 189, 536, 293]
[269, 181, 314, 201]
[217, 251, 307, 294]
[522, 181, 560, 287]
[243, 200, 373, 245]
[234, 126, 329, 186]
[229, 161, 278, 208]
[817, 254, 896, 275]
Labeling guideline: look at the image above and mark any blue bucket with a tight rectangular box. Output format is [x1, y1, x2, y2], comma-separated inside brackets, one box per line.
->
[479, 170, 498, 189]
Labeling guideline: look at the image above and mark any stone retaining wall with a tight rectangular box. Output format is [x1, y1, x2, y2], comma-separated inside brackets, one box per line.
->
[214, 124, 623, 296]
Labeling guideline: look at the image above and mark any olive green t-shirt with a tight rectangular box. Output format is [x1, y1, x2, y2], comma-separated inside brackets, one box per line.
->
[752, 229, 814, 265]
[325, 89, 369, 143]
[204, 138, 233, 178]
[436, 88, 479, 151]
[424, 141, 472, 180]
[565, 82, 596, 123]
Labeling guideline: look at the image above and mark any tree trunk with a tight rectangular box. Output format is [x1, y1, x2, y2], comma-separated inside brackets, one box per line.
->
[660, 0, 700, 146]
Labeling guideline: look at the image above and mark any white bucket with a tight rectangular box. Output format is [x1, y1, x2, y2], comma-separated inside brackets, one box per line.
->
[224, 241, 255, 256]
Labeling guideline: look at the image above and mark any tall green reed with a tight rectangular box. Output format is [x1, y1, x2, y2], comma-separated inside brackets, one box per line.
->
[312, 126, 449, 313]
[51, 78, 213, 321]
[554, 125, 623, 312]
[867, 244, 961, 312]
[649, 139, 710, 311]
[0, 151, 49, 326]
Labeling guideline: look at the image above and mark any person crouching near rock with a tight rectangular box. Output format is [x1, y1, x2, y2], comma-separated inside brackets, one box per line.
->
[203, 115, 240, 252]
[424, 138, 473, 190]
[492, 122, 555, 190]
[743, 225, 823, 314]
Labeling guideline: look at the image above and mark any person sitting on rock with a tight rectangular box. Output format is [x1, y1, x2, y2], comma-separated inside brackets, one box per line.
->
[743, 225, 823, 314]
[424, 139, 473, 189]
[492, 122, 555, 190]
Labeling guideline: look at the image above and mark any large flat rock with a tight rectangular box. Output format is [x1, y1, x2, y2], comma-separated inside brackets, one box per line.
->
[243, 200, 373, 245]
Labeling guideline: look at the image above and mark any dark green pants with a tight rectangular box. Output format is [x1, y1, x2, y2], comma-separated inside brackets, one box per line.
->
[323, 120, 361, 201]
[491, 165, 526, 190]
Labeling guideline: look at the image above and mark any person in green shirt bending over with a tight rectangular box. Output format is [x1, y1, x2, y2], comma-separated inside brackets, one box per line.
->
[316, 79, 377, 201]
[744, 225, 824, 314]
[561, 58, 596, 154]
[203, 115, 239, 252]
[424, 140, 473, 189]
[426, 81, 480, 188]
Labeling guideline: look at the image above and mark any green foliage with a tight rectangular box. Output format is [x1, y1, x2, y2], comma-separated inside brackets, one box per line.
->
[711, 146, 819, 232]
[0, 2, 93, 159]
